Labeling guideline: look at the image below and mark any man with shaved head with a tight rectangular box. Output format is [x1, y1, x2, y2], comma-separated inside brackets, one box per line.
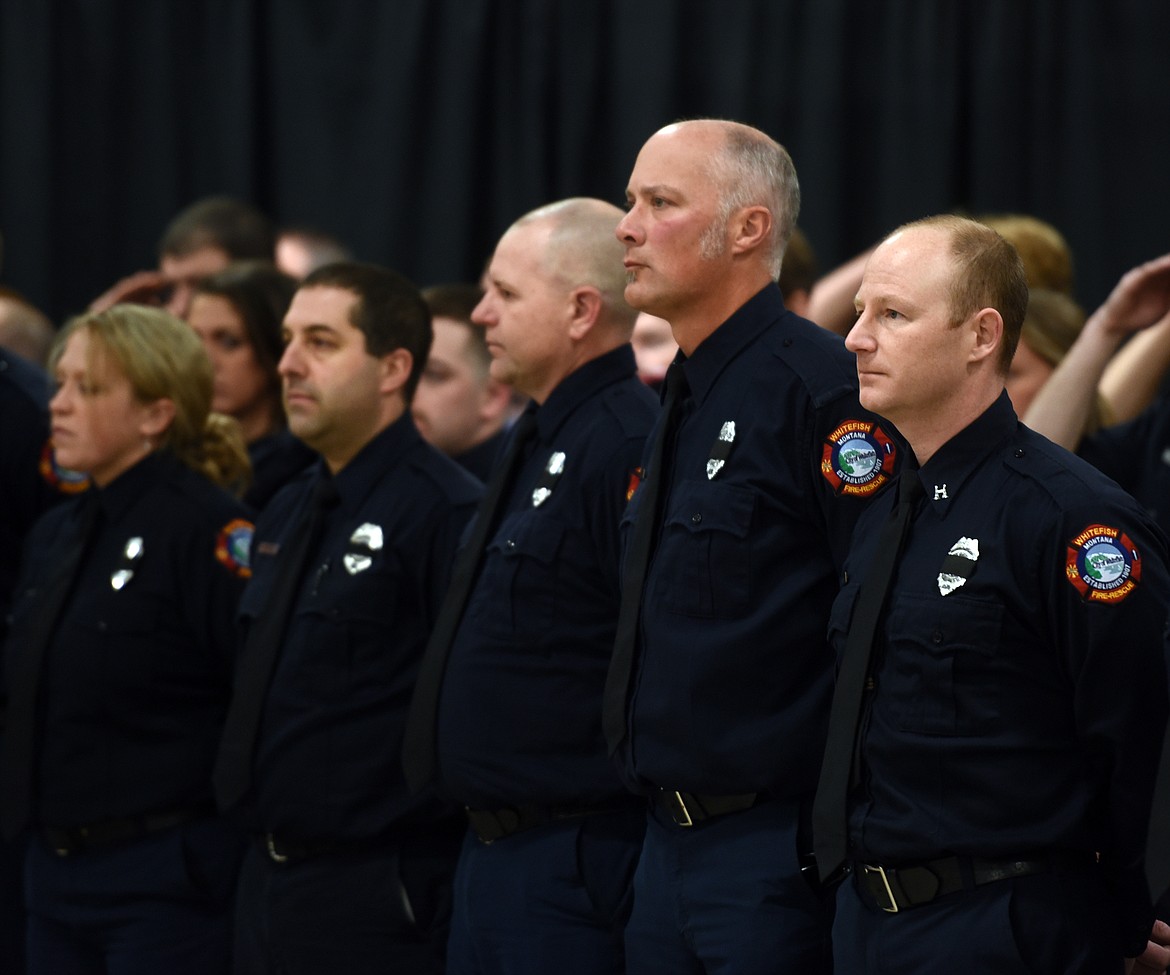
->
[606, 119, 899, 973]
[403, 197, 658, 973]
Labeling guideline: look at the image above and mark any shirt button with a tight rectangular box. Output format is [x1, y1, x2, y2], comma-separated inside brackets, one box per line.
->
[505, 539, 516, 550]
[931, 630, 943, 645]
[691, 512, 702, 524]
[1014, 448, 1025, 458]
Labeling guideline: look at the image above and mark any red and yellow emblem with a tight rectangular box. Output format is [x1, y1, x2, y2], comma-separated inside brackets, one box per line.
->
[626, 467, 644, 502]
[215, 518, 255, 578]
[1065, 524, 1140, 603]
[820, 420, 897, 497]
[39, 441, 90, 495]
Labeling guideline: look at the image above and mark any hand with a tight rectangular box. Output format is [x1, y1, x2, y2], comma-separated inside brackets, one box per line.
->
[1130, 919, 1170, 974]
[88, 269, 173, 313]
[1093, 254, 1170, 339]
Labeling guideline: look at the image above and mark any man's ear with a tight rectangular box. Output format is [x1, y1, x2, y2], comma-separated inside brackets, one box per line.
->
[729, 205, 772, 258]
[567, 286, 604, 341]
[379, 348, 413, 396]
[968, 307, 1004, 366]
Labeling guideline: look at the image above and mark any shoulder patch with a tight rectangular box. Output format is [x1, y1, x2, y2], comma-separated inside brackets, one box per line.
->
[39, 441, 90, 494]
[820, 420, 897, 497]
[1065, 524, 1140, 603]
[215, 518, 254, 578]
[626, 466, 643, 502]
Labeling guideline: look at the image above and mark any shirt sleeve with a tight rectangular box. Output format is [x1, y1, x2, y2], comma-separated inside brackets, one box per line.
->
[1049, 500, 1170, 956]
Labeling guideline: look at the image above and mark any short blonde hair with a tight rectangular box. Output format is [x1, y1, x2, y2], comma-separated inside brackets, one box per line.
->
[51, 304, 251, 491]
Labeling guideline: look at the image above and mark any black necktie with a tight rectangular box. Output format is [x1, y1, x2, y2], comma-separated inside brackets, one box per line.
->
[401, 408, 540, 793]
[812, 467, 922, 882]
[0, 493, 101, 839]
[602, 362, 688, 755]
[213, 473, 338, 810]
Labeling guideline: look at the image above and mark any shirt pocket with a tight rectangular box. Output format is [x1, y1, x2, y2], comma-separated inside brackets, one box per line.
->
[302, 556, 405, 692]
[884, 592, 1004, 737]
[656, 480, 756, 619]
[69, 602, 175, 708]
[482, 513, 565, 644]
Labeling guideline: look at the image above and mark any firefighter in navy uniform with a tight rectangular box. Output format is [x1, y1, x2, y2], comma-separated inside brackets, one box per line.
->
[821, 215, 1170, 973]
[215, 263, 480, 975]
[609, 119, 899, 975]
[402, 198, 657, 975]
[0, 306, 254, 974]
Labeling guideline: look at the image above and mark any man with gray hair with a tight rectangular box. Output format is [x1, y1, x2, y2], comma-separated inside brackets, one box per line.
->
[605, 119, 899, 973]
[402, 197, 658, 973]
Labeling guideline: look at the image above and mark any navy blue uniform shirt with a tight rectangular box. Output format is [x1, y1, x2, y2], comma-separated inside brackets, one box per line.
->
[620, 284, 899, 797]
[1080, 395, 1170, 539]
[246, 414, 481, 840]
[436, 344, 657, 808]
[5, 452, 252, 827]
[838, 392, 1169, 956]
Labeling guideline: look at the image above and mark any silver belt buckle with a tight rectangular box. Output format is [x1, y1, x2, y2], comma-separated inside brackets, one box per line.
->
[665, 791, 694, 827]
[863, 864, 900, 913]
[265, 833, 289, 863]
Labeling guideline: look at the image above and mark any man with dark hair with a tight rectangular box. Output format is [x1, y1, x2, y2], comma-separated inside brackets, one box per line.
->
[213, 262, 480, 974]
[413, 283, 513, 481]
[90, 196, 275, 320]
[823, 215, 1169, 971]
[610, 118, 898, 974]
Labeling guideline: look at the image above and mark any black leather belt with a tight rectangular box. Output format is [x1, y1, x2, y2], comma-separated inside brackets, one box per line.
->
[857, 854, 1059, 912]
[42, 807, 206, 857]
[648, 788, 766, 827]
[465, 802, 633, 844]
[260, 831, 396, 864]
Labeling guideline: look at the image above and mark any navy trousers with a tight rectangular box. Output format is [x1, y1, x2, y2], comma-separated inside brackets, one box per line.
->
[24, 816, 242, 975]
[446, 807, 644, 975]
[234, 828, 459, 975]
[624, 797, 833, 975]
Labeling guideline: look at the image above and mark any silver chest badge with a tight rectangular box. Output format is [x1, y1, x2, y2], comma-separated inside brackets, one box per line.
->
[111, 536, 144, 590]
[343, 523, 384, 575]
[706, 421, 736, 480]
[532, 451, 566, 507]
[938, 536, 979, 595]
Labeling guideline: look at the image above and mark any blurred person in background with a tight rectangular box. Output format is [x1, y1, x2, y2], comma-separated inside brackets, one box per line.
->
[188, 262, 316, 510]
[90, 196, 275, 321]
[413, 283, 512, 482]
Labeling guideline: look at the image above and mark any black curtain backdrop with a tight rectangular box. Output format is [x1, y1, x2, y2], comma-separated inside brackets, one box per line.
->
[1, 0, 1167, 325]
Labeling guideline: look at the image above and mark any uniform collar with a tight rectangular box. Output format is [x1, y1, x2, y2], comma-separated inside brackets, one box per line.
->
[94, 451, 175, 524]
[327, 411, 423, 511]
[915, 390, 1018, 516]
[679, 283, 786, 405]
[532, 344, 638, 442]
